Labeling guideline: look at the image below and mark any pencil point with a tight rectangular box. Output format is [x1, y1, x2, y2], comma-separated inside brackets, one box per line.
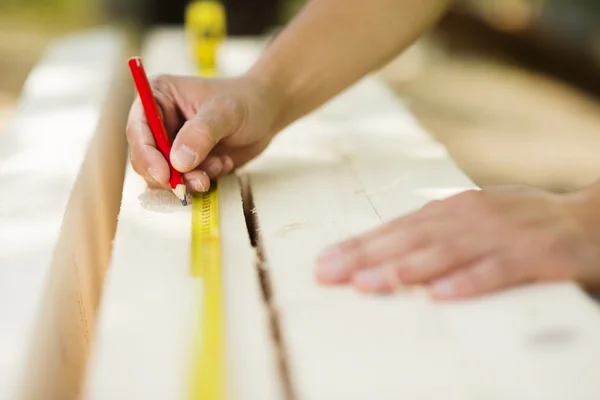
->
[172, 184, 188, 206]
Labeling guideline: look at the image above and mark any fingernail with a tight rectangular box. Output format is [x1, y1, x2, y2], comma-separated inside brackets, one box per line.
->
[148, 168, 161, 183]
[206, 160, 222, 176]
[430, 277, 455, 297]
[354, 268, 388, 290]
[172, 145, 198, 170]
[316, 246, 349, 282]
[190, 179, 206, 192]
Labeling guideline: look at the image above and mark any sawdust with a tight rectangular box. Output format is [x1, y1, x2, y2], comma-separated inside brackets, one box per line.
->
[138, 187, 192, 213]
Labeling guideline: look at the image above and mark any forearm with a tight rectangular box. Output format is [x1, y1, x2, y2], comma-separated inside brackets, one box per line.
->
[572, 180, 600, 236]
[247, 0, 453, 132]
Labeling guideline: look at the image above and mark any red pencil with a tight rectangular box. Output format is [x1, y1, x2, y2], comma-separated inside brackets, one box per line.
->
[128, 57, 188, 206]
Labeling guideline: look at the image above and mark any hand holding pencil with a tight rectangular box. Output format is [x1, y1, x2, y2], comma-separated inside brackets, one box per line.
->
[128, 58, 188, 205]
[125, 60, 280, 198]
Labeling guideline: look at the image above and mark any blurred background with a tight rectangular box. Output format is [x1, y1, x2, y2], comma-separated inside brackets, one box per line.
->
[2, 0, 600, 191]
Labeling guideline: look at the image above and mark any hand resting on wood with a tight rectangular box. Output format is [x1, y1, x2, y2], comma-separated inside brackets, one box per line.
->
[316, 184, 600, 300]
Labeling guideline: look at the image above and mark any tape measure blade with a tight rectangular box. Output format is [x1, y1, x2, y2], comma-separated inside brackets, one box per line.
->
[192, 249, 225, 399]
[186, 4, 226, 396]
[190, 184, 220, 277]
[190, 181, 225, 400]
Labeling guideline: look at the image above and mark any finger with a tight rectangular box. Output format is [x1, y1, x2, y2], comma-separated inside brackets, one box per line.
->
[198, 155, 224, 179]
[314, 192, 485, 285]
[428, 256, 530, 301]
[128, 146, 167, 188]
[217, 136, 271, 170]
[183, 170, 211, 193]
[221, 155, 235, 175]
[147, 74, 183, 136]
[126, 103, 170, 187]
[351, 241, 486, 294]
[182, 154, 234, 192]
[393, 236, 491, 285]
[315, 220, 436, 284]
[200, 155, 235, 178]
[126, 85, 181, 187]
[352, 264, 402, 294]
[171, 95, 244, 173]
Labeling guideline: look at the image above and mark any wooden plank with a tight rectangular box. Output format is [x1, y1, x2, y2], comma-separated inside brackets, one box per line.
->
[247, 116, 484, 400]
[0, 27, 129, 400]
[85, 27, 600, 399]
[240, 41, 600, 400]
[437, 283, 600, 400]
[82, 28, 283, 400]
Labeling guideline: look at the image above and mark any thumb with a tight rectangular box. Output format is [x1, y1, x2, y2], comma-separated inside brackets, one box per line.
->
[170, 96, 244, 173]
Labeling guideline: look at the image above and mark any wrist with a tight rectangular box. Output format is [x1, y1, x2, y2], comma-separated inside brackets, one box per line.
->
[245, 62, 296, 135]
[566, 181, 600, 243]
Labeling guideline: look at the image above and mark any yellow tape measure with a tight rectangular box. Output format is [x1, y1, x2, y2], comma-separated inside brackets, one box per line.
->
[190, 184, 224, 400]
[185, 0, 226, 77]
[186, 1, 227, 399]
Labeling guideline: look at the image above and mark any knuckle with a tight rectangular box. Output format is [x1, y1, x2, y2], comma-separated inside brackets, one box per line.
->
[131, 157, 146, 177]
[221, 155, 235, 173]
[401, 227, 428, 248]
[189, 119, 218, 145]
[420, 199, 443, 213]
[434, 243, 461, 265]
[125, 104, 150, 142]
[201, 95, 244, 134]
[125, 118, 140, 141]
[130, 153, 146, 175]
[129, 147, 153, 179]
[145, 178, 164, 189]
[211, 94, 240, 114]
[471, 257, 507, 290]
[148, 74, 172, 91]
[339, 238, 368, 270]
[544, 234, 570, 257]
[452, 189, 482, 206]
[539, 234, 573, 261]
[393, 229, 429, 256]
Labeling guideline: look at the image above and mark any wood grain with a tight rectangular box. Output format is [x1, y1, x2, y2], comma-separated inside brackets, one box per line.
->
[85, 27, 600, 399]
[243, 39, 600, 400]
[0, 27, 129, 400]
[83, 28, 283, 400]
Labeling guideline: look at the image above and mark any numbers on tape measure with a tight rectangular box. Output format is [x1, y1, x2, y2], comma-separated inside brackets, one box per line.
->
[200, 194, 212, 234]
[189, 181, 224, 399]
[191, 184, 219, 277]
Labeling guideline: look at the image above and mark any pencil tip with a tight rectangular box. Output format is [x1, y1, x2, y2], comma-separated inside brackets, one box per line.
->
[173, 184, 188, 206]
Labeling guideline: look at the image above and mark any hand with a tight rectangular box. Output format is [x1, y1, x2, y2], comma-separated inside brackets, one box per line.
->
[126, 75, 280, 192]
[315, 185, 600, 300]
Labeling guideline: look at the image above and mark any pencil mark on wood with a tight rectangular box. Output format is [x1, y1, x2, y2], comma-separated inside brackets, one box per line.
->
[342, 154, 383, 222]
[138, 188, 191, 213]
[275, 222, 309, 237]
[354, 176, 408, 196]
[526, 326, 576, 348]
